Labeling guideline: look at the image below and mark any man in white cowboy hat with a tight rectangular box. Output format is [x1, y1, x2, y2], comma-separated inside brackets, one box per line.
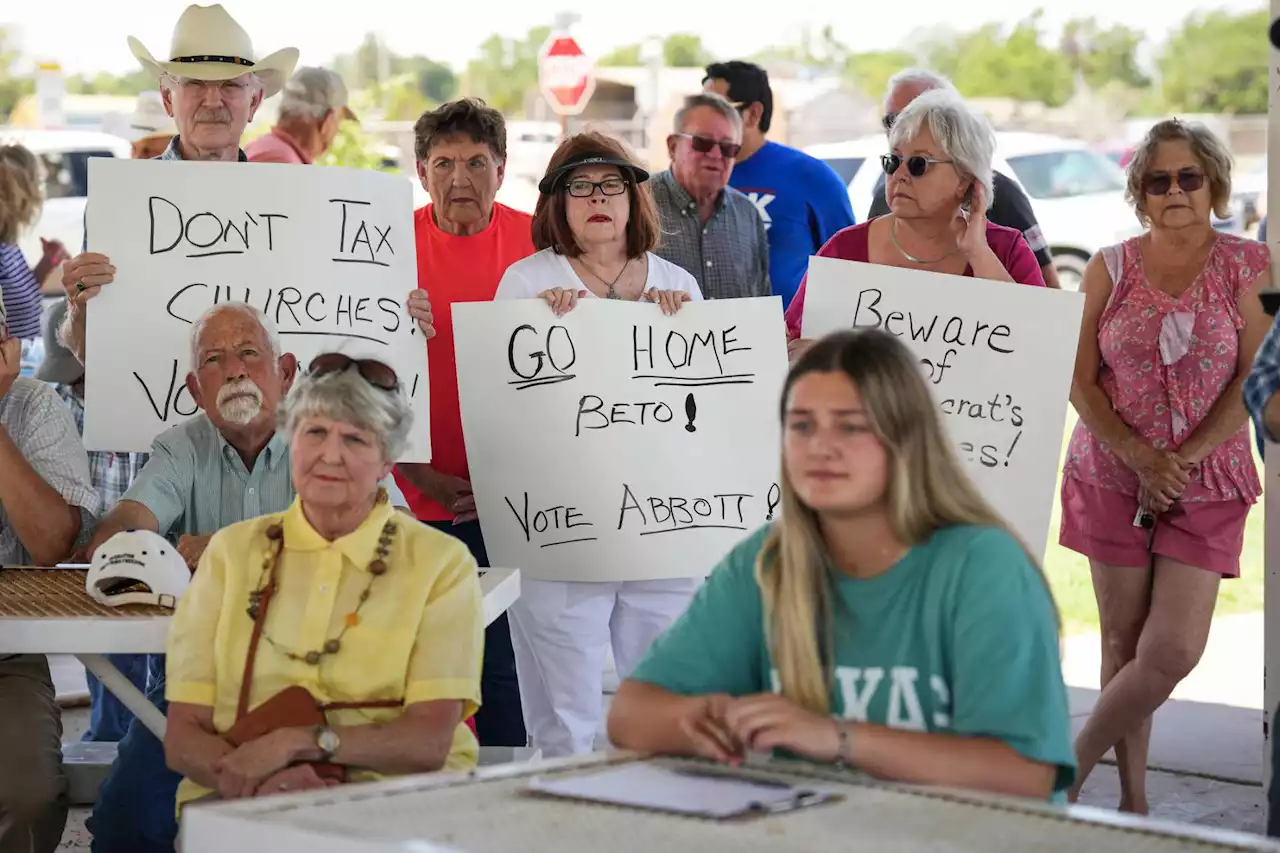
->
[246, 66, 358, 165]
[127, 91, 178, 160]
[54, 3, 437, 370]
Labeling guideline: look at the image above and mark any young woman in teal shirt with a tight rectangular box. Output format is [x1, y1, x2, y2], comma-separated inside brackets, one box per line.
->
[607, 329, 1076, 800]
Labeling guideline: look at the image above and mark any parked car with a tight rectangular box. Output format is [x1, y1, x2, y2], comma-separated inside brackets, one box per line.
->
[0, 127, 132, 276]
[805, 131, 1144, 291]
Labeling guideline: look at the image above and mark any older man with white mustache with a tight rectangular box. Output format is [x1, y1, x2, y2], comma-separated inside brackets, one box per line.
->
[80, 301, 410, 852]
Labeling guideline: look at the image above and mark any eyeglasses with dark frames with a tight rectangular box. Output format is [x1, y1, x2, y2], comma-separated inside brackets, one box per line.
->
[676, 133, 742, 159]
[307, 354, 399, 391]
[564, 177, 629, 198]
[880, 153, 954, 178]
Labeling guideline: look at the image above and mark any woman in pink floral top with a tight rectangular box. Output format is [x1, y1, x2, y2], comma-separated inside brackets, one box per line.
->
[1062, 120, 1272, 813]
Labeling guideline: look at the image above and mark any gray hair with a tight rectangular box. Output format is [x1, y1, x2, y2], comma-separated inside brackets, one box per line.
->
[1125, 118, 1233, 224]
[188, 302, 281, 371]
[672, 92, 743, 137]
[883, 68, 955, 110]
[889, 88, 995, 213]
[278, 364, 413, 463]
[279, 67, 350, 121]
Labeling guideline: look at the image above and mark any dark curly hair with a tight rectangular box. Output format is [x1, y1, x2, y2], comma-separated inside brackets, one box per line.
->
[413, 98, 507, 163]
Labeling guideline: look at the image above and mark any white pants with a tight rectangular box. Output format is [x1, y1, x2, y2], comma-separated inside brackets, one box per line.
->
[509, 578, 699, 758]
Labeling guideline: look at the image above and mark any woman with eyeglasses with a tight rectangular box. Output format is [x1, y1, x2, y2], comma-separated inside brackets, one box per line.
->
[1062, 119, 1270, 813]
[493, 131, 703, 759]
[163, 353, 485, 805]
[783, 89, 1044, 354]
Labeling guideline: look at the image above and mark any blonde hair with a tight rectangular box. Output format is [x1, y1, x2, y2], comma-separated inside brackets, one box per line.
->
[0, 145, 43, 245]
[755, 329, 1059, 714]
[1125, 119, 1233, 225]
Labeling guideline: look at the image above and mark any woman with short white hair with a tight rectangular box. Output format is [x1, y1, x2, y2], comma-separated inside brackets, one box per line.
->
[784, 88, 1044, 348]
[164, 353, 484, 806]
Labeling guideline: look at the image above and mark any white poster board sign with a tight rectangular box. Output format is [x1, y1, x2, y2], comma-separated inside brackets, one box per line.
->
[1266, 442, 1280, 782]
[801, 257, 1083, 557]
[454, 297, 789, 582]
[82, 158, 430, 461]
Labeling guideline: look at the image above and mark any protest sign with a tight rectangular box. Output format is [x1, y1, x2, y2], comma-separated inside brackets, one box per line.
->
[82, 158, 430, 460]
[801, 256, 1083, 556]
[454, 297, 788, 582]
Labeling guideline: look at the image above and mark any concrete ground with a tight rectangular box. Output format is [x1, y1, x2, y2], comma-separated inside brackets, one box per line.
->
[53, 613, 1274, 846]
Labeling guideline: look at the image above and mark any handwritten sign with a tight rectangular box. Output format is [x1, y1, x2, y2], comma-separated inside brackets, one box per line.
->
[82, 158, 430, 461]
[801, 257, 1083, 556]
[454, 297, 788, 582]
[1266, 443, 1280, 772]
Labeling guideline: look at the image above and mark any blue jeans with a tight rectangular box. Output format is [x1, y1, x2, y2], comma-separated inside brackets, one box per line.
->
[87, 658, 181, 853]
[427, 520, 527, 747]
[82, 654, 150, 743]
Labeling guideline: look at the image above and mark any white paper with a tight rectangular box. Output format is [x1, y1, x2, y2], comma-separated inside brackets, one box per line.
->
[800, 256, 1083, 557]
[528, 763, 822, 818]
[82, 158, 430, 461]
[454, 297, 789, 582]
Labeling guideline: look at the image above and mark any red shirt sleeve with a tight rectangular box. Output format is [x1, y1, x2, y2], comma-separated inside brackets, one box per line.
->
[996, 225, 1046, 287]
[784, 276, 807, 339]
[785, 223, 870, 339]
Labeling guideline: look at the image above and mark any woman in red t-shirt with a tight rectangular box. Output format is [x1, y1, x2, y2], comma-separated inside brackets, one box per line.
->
[785, 89, 1044, 353]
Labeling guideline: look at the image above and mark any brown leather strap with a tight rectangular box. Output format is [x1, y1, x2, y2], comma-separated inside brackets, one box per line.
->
[235, 547, 280, 722]
[321, 699, 404, 711]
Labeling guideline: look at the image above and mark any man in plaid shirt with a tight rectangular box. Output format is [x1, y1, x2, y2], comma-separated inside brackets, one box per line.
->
[37, 299, 149, 744]
[1243, 308, 1280, 455]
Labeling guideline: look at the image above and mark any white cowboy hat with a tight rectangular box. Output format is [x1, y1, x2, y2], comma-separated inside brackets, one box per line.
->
[128, 4, 299, 99]
[129, 91, 177, 140]
[87, 529, 191, 609]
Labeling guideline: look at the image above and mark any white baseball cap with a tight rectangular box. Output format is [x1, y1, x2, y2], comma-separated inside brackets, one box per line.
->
[87, 529, 190, 609]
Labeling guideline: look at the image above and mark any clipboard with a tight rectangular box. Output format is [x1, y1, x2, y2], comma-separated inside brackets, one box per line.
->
[526, 761, 841, 820]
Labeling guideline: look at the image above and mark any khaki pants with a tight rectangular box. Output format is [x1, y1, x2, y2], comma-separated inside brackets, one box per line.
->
[0, 655, 67, 853]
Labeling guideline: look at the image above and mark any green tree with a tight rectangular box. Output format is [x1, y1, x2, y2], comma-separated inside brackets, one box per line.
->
[928, 10, 1073, 106]
[318, 119, 397, 172]
[1059, 18, 1149, 90]
[0, 27, 32, 121]
[463, 26, 550, 116]
[65, 68, 153, 96]
[843, 50, 916, 99]
[1158, 9, 1269, 114]
[599, 43, 642, 66]
[753, 25, 849, 74]
[600, 34, 709, 68]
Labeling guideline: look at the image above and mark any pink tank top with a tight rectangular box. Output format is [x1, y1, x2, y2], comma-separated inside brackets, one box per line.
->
[1063, 234, 1267, 503]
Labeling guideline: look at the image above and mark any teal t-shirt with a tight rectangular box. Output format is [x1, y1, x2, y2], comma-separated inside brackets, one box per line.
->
[630, 523, 1077, 795]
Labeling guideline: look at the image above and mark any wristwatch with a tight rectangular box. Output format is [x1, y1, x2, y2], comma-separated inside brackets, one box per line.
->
[315, 726, 340, 761]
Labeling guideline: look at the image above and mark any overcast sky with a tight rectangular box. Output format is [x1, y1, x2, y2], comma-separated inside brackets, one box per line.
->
[7, 0, 1265, 76]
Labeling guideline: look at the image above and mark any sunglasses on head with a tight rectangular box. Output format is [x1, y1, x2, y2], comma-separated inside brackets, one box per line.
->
[677, 133, 741, 159]
[882, 113, 897, 131]
[1142, 169, 1205, 196]
[880, 153, 953, 178]
[307, 354, 399, 391]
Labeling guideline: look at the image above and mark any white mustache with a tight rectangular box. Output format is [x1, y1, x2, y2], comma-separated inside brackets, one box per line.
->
[195, 109, 231, 123]
[216, 379, 263, 425]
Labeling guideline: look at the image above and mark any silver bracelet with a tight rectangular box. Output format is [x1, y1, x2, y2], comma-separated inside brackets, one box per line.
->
[832, 720, 851, 769]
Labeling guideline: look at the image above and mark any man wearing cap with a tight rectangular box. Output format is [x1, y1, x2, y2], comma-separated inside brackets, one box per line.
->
[0, 301, 100, 853]
[127, 91, 178, 161]
[38, 300, 150, 746]
[703, 61, 855, 310]
[245, 66, 357, 165]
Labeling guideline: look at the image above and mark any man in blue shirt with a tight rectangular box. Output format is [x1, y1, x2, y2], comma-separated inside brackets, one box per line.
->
[703, 61, 855, 310]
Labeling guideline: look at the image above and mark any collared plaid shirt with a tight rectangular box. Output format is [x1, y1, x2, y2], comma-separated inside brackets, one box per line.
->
[1243, 310, 1280, 454]
[650, 169, 771, 300]
[55, 384, 148, 511]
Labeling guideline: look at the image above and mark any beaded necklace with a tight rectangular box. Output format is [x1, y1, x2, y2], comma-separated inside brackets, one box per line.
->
[247, 497, 396, 667]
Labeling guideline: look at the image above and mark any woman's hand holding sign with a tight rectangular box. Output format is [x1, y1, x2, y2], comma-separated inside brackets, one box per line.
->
[405, 290, 436, 340]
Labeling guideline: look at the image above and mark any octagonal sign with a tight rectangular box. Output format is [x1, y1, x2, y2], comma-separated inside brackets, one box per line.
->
[538, 33, 596, 116]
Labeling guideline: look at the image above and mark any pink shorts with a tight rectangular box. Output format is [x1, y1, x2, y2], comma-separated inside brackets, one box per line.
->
[1058, 478, 1249, 578]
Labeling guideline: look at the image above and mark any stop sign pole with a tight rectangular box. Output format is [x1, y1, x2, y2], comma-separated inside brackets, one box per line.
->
[538, 30, 596, 136]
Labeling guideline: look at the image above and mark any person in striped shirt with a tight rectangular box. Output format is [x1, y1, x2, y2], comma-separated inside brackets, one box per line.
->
[0, 144, 68, 341]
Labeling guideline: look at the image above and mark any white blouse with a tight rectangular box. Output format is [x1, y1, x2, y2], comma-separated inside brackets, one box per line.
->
[493, 249, 705, 302]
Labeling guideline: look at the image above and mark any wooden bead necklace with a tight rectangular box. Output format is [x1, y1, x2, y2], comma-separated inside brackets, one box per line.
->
[246, 508, 396, 667]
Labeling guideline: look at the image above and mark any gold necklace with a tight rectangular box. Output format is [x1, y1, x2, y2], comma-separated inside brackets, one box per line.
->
[890, 219, 960, 265]
[577, 256, 631, 299]
[247, 507, 396, 666]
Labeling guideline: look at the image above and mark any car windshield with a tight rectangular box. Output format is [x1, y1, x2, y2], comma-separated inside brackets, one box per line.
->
[1005, 149, 1127, 200]
[819, 156, 865, 184]
[39, 149, 118, 199]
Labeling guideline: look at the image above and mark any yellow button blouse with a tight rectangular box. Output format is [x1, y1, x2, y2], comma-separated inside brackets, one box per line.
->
[166, 497, 484, 807]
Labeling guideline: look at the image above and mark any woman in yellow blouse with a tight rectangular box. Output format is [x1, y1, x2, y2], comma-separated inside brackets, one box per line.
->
[163, 353, 484, 805]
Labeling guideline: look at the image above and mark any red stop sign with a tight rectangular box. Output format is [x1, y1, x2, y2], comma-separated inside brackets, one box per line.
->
[538, 33, 595, 116]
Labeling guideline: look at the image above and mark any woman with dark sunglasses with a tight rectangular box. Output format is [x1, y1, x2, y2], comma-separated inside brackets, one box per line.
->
[783, 89, 1044, 350]
[163, 353, 487, 806]
[1062, 119, 1271, 814]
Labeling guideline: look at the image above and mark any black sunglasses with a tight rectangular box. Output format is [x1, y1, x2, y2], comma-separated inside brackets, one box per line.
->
[880, 153, 954, 178]
[565, 177, 629, 198]
[1143, 169, 1205, 196]
[677, 133, 742, 159]
[308, 354, 399, 391]
[882, 113, 897, 131]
